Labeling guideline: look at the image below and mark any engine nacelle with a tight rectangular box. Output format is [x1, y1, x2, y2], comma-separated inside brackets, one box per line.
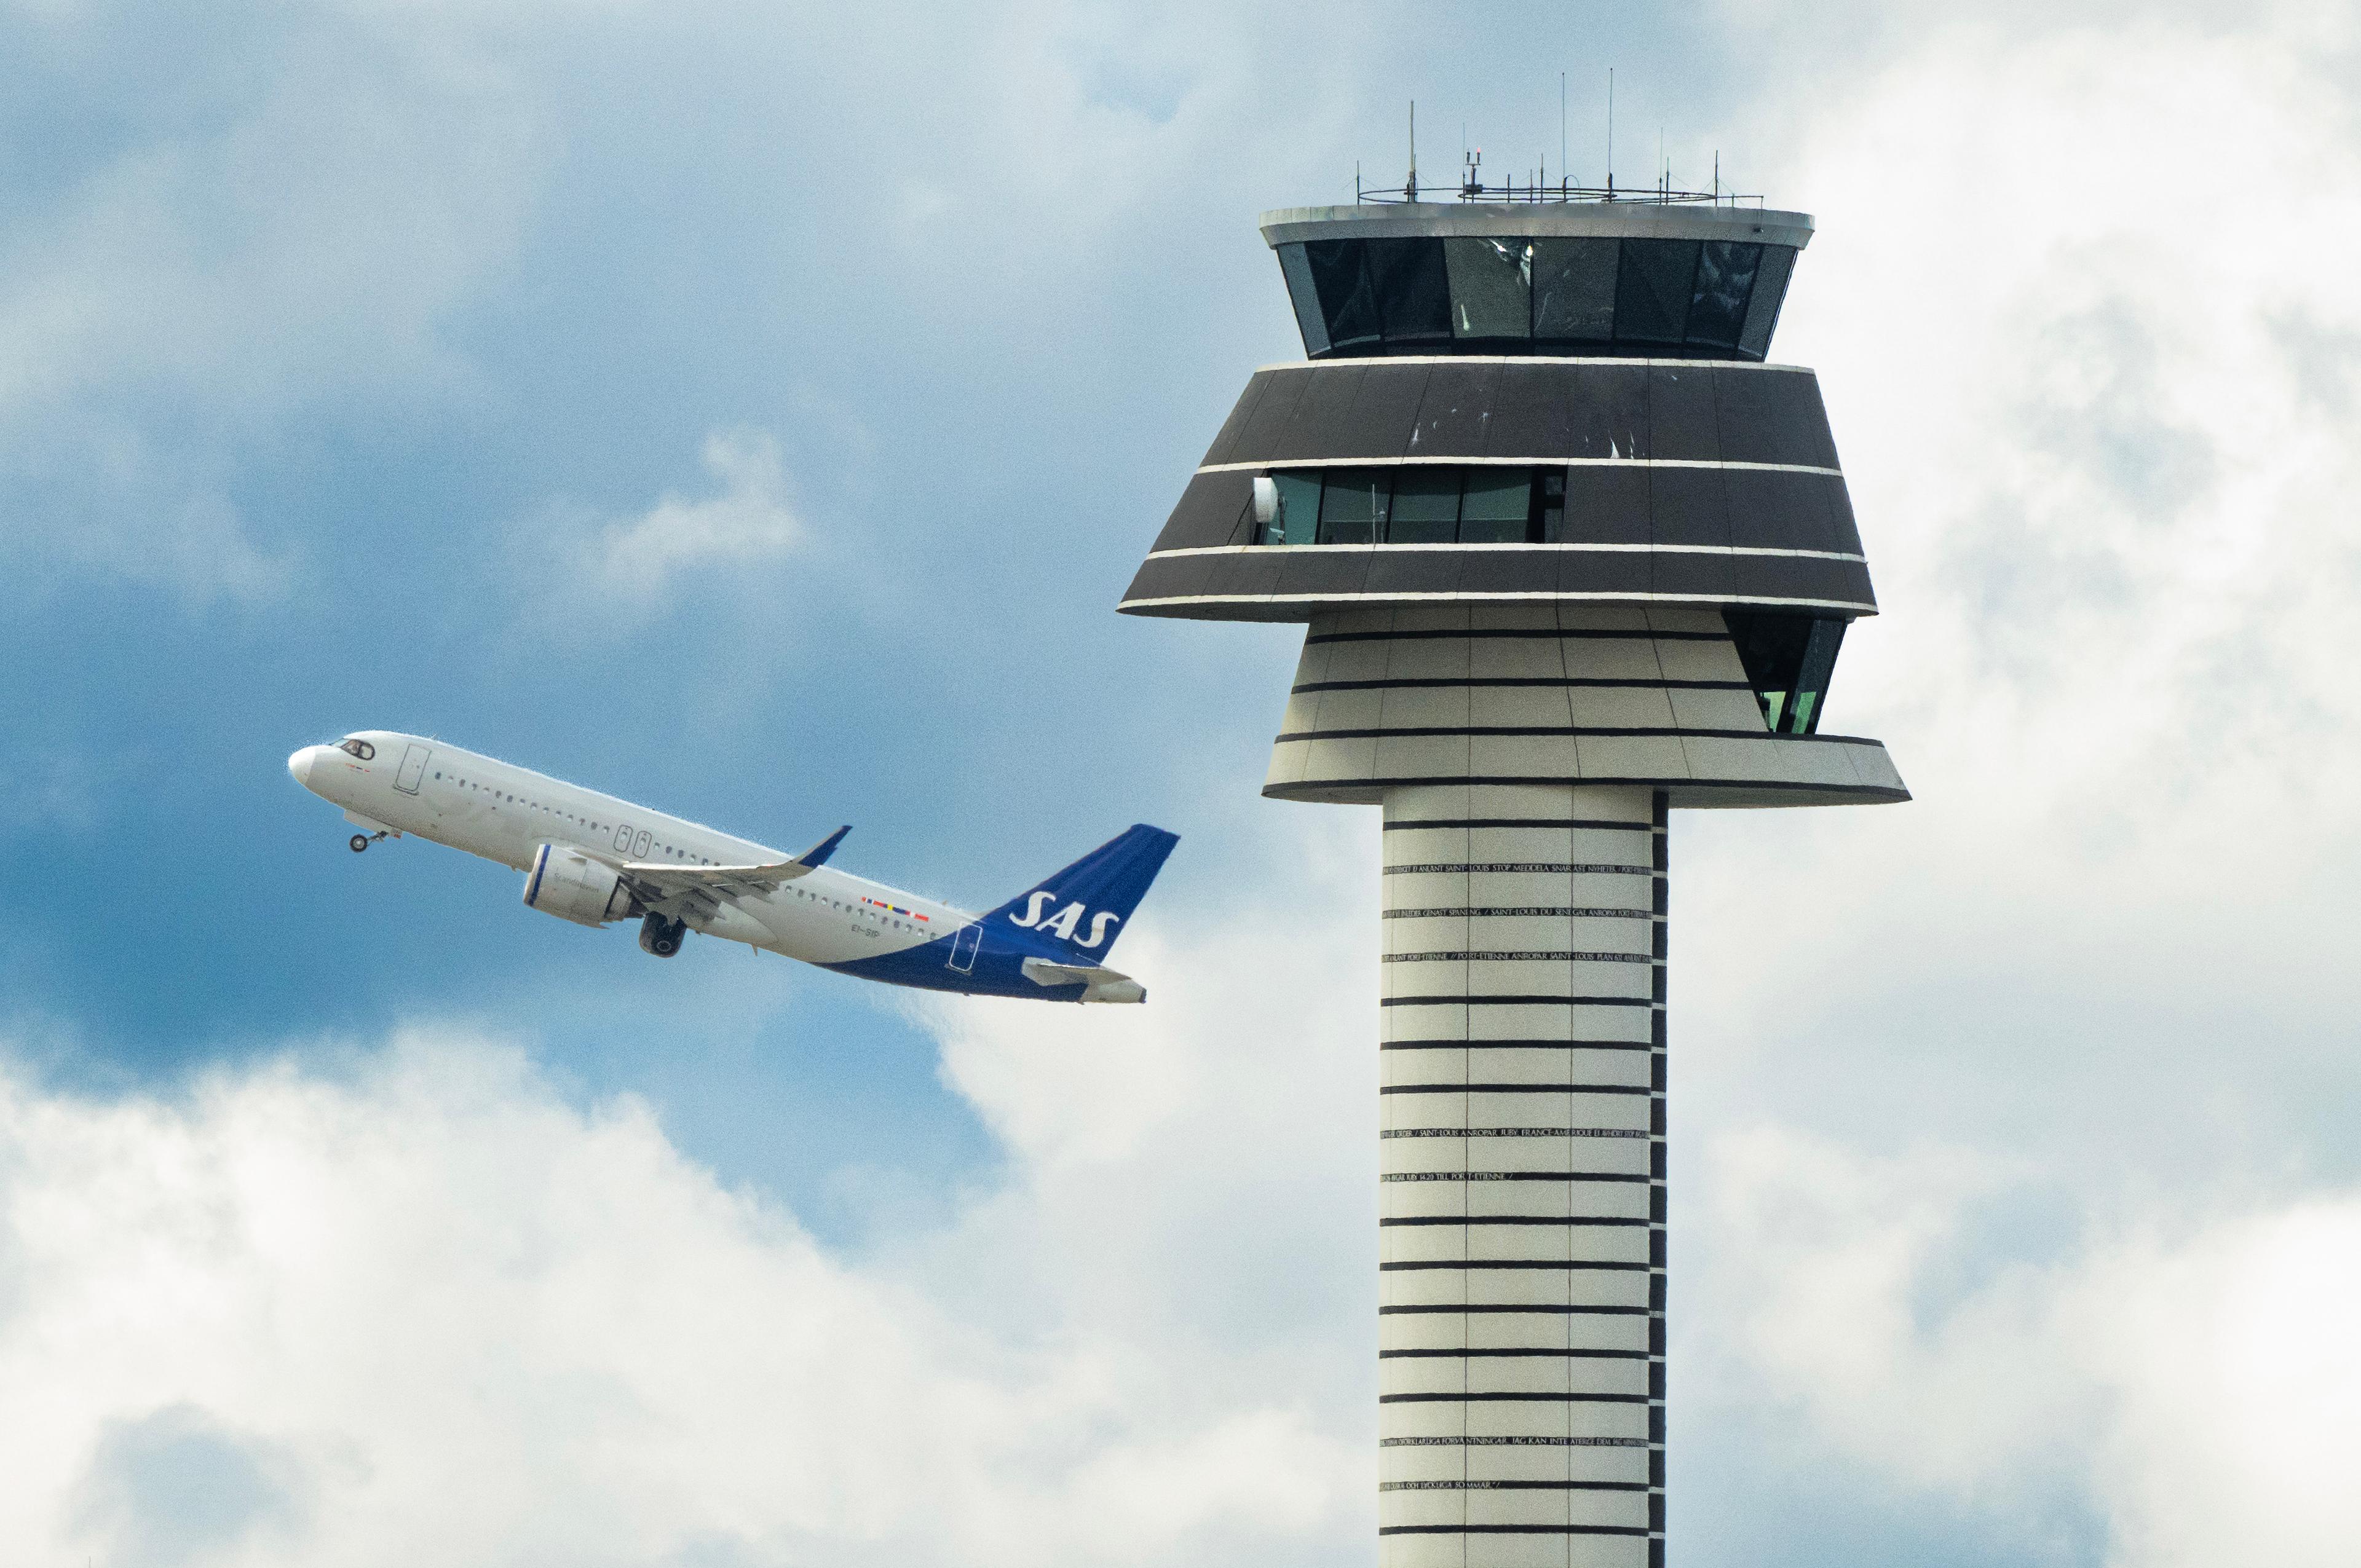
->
[523, 844, 635, 927]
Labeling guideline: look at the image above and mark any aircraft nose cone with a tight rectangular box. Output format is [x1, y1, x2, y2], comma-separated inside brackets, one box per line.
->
[288, 746, 318, 787]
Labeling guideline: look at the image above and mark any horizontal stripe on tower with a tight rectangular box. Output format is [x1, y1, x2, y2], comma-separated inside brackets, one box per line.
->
[1382, 996, 1658, 1007]
[1280, 726, 1847, 743]
[1380, 1348, 1652, 1359]
[1310, 629, 1728, 645]
[1382, 1088, 1652, 1100]
[1384, 819, 1662, 831]
[1386, 862, 1652, 875]
[1385, 951, 1653, 963]
[1380, 1304, 1653, 1315]
[1386, 907, 1653, 918]
[1382, 1479, 1653, 1491]
[1295, 677, 1750, 693]
[1380, 1391, 1655, 1403]
[1382, 1172, 1655, 1183]
[1381, 1127, 1648, 1139]
[1382, 1435, 1650, 1448]
[1378, 1525, 1654, 1537]
[1379, 1214, 1651, 1224]
[1196, 455, 1842, 475]
[1380, 1039, 1656, 1051]
[1298, 773, 1907, 799]
[1380, 1260, 1654, 1272]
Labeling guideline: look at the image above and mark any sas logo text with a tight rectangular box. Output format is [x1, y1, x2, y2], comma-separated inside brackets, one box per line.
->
[1008, 891, 1120, 948]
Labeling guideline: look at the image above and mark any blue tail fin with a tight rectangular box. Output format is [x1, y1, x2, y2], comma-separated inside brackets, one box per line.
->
[986, 824, 1179, 959]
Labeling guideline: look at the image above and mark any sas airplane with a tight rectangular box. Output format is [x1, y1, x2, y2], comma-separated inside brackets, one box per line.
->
[287, 731, 1176, 1004]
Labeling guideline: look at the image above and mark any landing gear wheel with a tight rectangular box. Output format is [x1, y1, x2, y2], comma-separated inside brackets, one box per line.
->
[639, 913, 686, 958]
[349, 834, 371, 853]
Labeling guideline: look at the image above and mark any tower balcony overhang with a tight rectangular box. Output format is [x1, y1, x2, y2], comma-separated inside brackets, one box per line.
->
[1118, 355, 1875, 624]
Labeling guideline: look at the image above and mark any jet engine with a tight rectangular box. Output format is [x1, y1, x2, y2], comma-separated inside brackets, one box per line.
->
[523, 844, 635, 927]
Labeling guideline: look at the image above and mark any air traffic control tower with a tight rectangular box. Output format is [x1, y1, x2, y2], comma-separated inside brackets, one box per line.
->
[1119, 180, 1907, 1564]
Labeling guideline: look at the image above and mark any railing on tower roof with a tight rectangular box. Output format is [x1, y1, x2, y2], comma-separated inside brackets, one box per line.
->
[1355, 150, 1766, 208]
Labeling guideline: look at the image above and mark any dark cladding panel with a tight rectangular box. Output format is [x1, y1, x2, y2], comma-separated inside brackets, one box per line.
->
[1485, 363, 1580, 457]
[1824, 478, 1866, 556]
[1710, 368, 1837, 469]
[1406, 363, 1503, 455]
[1532, 238, 1619, 342]
[1276, 245, 1331, 357]
[1738, 246, 1797, 360]
[1614, 240, 1701, 345]
[1273, 545, 1377, 600]
[1225, 370, 1313, 466]
[1731, 553, 1876, 612]
[1208, 550, 1289, 599]
[1200, 372, 1272, 468]
[1146, 469, 1257, 553]
[1556, 548, 1653, 598]
[1281, 364, 1370, 460]
[1123, 554, 1227, 609]
[1725, 467, 1838, 554]
[1369, 237, 1453, 348]
[1560, 364, 1651, 460]
[1564, 463, 1651, 546]
[1455, 550, 1554, 594]
[1648, 366, 1721, 462]
[1650, 546, 1738, 604]
[1340, 364, 1433, 460]
[1649, 465, 1733, 550]
[1362, 550, 1464, 597]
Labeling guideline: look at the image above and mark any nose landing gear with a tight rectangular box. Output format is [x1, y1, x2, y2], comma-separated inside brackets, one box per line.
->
[348, 830, 389, 853]
[639, 913, 687, 958]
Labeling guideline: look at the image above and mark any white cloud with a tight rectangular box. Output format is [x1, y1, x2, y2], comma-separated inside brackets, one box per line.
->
[558, 430, 805, 615]
[1688, 1127, 2361, 1567]
[0, 865, 1381, 1567]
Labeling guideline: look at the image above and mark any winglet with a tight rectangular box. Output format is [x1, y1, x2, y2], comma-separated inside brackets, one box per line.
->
[798, 825, 851, 869]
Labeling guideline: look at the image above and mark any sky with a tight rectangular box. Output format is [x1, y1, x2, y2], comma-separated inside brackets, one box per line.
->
[2, 0, 2357, 1564]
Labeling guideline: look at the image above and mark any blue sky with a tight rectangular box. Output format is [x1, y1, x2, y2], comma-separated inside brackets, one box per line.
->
[4, 2, 2359, 1565]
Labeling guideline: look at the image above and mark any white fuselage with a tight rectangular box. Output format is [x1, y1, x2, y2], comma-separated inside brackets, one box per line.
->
[288, 730, 963, 966]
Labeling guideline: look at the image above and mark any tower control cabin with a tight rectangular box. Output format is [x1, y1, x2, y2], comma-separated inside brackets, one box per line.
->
[1120, 195, 1907, 1566]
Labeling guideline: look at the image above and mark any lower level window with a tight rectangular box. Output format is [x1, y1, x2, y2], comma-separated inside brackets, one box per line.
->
[1725, 611, 1846, 734]
[1254, 466, 1560, 546]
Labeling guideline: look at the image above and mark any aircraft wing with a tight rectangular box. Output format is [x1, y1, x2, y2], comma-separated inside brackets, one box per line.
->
[587, 825, 851, 915]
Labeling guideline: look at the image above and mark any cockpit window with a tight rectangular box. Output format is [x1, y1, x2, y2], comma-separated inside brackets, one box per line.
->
[338, 738, 376, 760]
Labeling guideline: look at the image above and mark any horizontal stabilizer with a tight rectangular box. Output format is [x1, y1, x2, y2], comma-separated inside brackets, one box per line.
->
[1020, 957, 1147, 1004]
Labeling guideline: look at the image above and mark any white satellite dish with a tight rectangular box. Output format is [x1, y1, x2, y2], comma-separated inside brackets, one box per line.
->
[1252, 475, 1280, 527]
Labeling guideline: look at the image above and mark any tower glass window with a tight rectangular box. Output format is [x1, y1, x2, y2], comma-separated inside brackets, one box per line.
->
[1276, 244, 1331, 356]
[1317, 469, 1392, 543]
[1443, 237, 1532, 340]
[1457, 470, 1534, 542]
[1614, 239, 1701, 345]
[1532, 237, 1619, 342]
[1685, 241, 1763, 350]
[1367, 238, 1452, 346]
[1273, 234, 1800, 361]
[1388, 469, 1463, 542]
[1725, 610, 1847, 733]
[1305, 239, 1380, 350]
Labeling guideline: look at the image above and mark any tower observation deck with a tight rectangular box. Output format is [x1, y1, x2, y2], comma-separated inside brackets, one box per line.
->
[1120, 195, 1907, 1565]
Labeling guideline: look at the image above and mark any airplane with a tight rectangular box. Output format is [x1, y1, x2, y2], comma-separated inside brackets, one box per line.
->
[286, 730, 1176, 1004]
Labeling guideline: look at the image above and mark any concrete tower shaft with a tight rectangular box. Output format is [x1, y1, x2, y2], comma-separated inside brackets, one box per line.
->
[1119, 198, 1907, 1566]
